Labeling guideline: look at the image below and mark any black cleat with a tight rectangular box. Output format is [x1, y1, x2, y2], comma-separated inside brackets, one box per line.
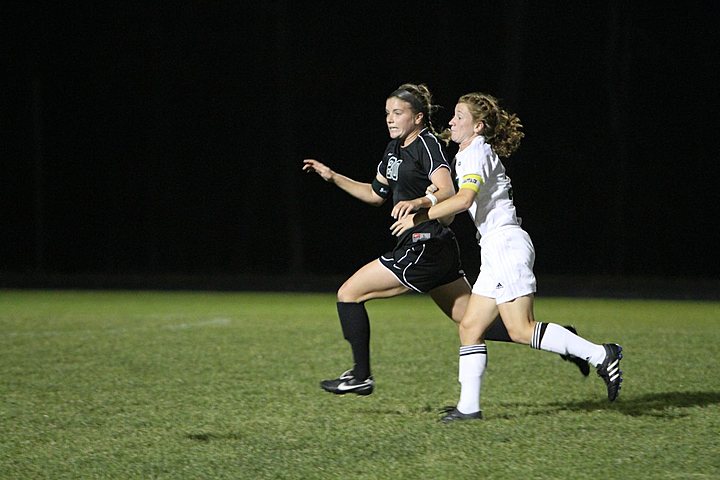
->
[320, 369, 374, 396]
[440, 407, 482, 423]
[560, 325, 591, 377]
[596, 343, 623, 401]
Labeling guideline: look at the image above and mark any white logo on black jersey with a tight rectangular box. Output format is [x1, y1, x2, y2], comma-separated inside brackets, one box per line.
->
[386, 156, 402, 181]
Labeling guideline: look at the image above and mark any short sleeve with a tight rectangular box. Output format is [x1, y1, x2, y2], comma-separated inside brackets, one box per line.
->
[457, 146, 487, 192]
[418, 134, 450, 180]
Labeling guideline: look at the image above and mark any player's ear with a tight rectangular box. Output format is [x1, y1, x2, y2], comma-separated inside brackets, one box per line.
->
[474, 121, 485, 134]
[415, 111, 424, 125]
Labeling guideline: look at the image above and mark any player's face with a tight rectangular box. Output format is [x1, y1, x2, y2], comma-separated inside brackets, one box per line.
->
[385, 97, 423, 141]
[449, 103, 482, 149]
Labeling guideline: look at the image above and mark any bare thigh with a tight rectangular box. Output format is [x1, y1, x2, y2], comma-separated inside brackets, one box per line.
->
[497, 294, 536, 344]
[337, 259, 410, 303]
[429, 277, 472, 325]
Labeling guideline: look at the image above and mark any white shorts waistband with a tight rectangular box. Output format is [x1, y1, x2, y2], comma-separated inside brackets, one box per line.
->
[478, 224, 524, 247]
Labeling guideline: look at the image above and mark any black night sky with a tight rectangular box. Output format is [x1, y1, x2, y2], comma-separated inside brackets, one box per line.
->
[4, 2, 719, 289]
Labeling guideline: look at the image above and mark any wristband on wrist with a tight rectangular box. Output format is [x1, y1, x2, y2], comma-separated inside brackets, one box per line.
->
[425, 193, 438, 207]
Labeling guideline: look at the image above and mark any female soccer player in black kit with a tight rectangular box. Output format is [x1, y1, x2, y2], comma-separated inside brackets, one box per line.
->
[303, 83, 587, 396]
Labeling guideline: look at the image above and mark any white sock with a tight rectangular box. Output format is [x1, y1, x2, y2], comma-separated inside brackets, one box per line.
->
[456, 344, 487, 414]
[532, 323, 606, 366]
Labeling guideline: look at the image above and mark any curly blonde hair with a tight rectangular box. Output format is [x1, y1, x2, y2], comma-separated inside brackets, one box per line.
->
[445, 92, 524, 157]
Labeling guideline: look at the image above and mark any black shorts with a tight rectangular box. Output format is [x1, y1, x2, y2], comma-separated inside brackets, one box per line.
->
[379, 230, 465, 293]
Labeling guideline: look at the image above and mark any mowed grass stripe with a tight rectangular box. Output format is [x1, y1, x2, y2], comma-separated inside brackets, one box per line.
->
[1, 290, 718, 479]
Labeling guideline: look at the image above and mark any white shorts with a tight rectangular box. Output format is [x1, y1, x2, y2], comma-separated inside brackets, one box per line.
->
[472, 225, 537, 304]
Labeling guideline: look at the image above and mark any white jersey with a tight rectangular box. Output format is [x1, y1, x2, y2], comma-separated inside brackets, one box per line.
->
[454, 135, 519, 239]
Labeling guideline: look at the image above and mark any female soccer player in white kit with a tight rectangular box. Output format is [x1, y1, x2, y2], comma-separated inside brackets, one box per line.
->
[391, 92, 624, 422]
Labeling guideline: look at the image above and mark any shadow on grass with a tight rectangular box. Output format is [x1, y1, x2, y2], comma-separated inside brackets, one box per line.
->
[180, 391, 720, 438]
[495, 390, 720, 419]
[185, 432, 245, 442]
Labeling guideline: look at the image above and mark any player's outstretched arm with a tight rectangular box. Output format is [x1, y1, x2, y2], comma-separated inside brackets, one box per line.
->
[303, 159, 385, 206]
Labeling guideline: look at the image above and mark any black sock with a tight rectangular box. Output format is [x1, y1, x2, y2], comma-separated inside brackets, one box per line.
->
[483, 316, 512, 342]
[337, 302, 371, 380]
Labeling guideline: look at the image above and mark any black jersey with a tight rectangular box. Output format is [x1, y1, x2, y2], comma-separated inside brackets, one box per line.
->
[377, 128, 452, 246]
[378, 128, 450, 205]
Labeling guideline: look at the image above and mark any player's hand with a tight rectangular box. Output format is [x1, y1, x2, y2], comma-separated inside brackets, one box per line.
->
[391, 199, 420, 219]
[425, 184, 438, 195]
[390, 214, 416, 237]
[302, 159, 334, 182]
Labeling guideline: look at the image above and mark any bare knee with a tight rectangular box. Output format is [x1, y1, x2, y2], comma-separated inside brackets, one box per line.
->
[337, 281, 359, 303]
[458, 317, 485, 344]
[505, 322, 534, 344]
[506, 326, 529, 344]
[498, 296, 536, 344]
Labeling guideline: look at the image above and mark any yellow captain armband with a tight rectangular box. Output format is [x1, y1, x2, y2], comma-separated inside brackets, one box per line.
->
[459, 174, 484, 193]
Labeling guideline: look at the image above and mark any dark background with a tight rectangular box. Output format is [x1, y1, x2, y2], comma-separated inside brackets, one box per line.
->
[3, 2, 719, 293]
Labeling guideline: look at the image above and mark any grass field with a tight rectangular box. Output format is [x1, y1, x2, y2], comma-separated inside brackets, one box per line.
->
[1, 289, 719, 479]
